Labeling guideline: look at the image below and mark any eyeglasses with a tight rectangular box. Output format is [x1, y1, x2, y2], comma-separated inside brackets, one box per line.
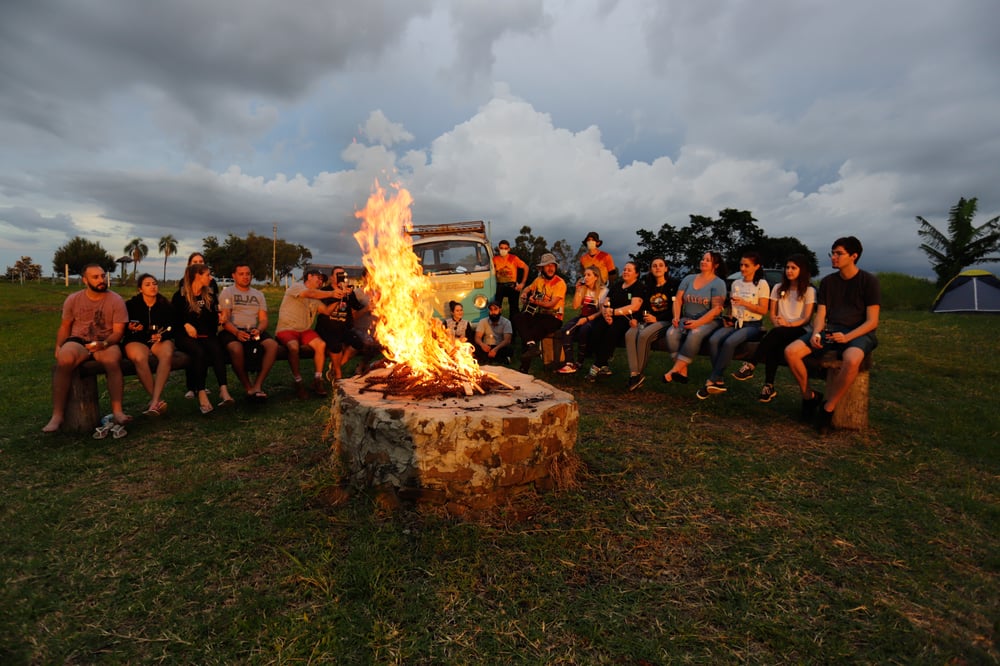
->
[829, 251, 849, 257]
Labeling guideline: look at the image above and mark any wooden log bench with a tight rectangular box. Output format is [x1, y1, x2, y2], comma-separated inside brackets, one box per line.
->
[58, 344, 314, 432]
[542, 329, 872, 430]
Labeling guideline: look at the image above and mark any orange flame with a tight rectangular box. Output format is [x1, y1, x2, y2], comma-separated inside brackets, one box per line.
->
[353, 181, 483, 384]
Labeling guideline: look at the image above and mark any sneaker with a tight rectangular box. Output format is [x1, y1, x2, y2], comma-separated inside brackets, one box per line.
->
[521, 342, 541, 359]
[294, 380, 309, 400]
[696, 385, 711, 400]
[627, 374, 645, 392]
[758, 384, 777, 403]
[184, 390, 195, 400]
[597, 366, 612, 376]
[586, 365, 600, 381]
[732, 362, 755, 381]
[801, 390, 824, 421]
[706, 381, 727, 394]
[557, 362, 579, 374]
[312, 377, 328, 396]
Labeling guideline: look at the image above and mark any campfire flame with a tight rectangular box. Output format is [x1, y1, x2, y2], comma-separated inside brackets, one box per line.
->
[353, 181, 485, 394]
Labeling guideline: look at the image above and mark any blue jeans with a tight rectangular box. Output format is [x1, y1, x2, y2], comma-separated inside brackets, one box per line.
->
[666, 319, 721, 363]
[707, 321, 764, 381]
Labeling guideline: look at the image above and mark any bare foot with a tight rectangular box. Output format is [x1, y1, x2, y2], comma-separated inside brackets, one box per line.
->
[113, 412, 133, 426]
[42, 418, 62, 433]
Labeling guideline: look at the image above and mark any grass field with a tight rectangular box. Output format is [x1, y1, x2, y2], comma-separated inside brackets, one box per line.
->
[0, 278, 997, 664]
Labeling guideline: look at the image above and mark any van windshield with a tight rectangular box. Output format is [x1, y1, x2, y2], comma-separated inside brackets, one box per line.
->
[414, 240, 491, 275]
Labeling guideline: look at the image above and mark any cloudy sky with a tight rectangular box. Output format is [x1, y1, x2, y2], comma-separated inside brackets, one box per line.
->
[2, 0, 998, 281]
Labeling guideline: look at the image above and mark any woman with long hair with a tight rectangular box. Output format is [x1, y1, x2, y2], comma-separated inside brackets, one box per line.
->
[623, 257, 676, 390]
[123, 274, 174, 416]
[586, 261, 645, 380]
[697, 251, 771, 399]
[731, 253, 816, 403]
[172, 263, 234, 414]
[557, 267, 607, 373]
[662, 252, 726, 384]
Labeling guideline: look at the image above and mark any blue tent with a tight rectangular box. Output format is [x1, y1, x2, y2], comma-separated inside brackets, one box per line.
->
[931, 269, 1000, 313]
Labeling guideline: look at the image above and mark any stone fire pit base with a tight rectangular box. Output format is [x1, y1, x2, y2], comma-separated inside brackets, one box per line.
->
[330, 366, 579, 516]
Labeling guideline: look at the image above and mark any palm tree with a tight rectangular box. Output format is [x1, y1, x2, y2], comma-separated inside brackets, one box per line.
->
[158, 234, 178, 282]
[917, 197, 1000, 287]
[124, 238, 149, 283]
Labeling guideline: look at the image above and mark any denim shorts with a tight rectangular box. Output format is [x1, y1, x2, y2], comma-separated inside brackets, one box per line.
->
[799, 325, 878, 356]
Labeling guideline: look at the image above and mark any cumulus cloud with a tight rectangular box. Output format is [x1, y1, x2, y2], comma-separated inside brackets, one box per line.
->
[1, 0, 997, 280]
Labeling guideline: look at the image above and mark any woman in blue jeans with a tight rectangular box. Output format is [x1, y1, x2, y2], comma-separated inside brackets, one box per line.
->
[697, 251, 771, 399]
[662, 251, 726, 384]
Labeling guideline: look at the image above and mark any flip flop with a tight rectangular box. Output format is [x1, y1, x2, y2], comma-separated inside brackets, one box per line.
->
[249, 390, 268, 400]
[142, 401, 167, 417]
[217, 397, 236, 408]
[200, 404, 214, 415]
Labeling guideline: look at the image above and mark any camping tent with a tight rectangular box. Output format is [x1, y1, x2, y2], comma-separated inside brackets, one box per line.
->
[931, 269, 1000, 313]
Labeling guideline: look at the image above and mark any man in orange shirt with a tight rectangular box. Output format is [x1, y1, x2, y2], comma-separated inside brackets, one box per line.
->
[579, 231, 617, 284]
[492, 239, 528, 317]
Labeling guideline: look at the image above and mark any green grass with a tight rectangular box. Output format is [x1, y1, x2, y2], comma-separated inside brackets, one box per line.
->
[1, 279, 997, 664]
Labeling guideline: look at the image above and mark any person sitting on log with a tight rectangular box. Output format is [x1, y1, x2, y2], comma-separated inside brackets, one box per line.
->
[123, 273, 174, 416]
[730, 253, 816, 404]
[512, 253, 567, 373]
[661, 252, 727, 385]
[785, 236, 880, 434]
[43, 264, 131, 433]
[556, 266, 607, 374]
[219, 263, 279, 400]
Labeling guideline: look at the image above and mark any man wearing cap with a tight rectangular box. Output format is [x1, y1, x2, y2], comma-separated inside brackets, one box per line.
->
[276, 268, 330, 398]
[512, 253, 566, 373]
[579, 231, 617, 285]
[492, 239, 529, 318]
[474, 301, 514, 365]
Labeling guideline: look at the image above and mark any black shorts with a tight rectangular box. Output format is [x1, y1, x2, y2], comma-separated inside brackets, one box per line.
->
[219, 329, 272, 347]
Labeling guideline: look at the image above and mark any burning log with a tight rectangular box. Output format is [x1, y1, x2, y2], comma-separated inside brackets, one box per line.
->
[360, 363, 515, 399]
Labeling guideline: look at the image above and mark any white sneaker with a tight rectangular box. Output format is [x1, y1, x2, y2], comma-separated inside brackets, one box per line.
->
[184, 390, 195, 400]
[557, 362, 579, 374]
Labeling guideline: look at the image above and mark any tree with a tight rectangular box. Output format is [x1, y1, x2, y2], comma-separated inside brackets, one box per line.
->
[512, 226, 569, 281]
[52, 237, 116, 276]
[917, 196, 1000, 287]
[632, 209, 817, 277]
[5, 256, 42, 282]
[158, 234, 178, 281]
[202, 232, 312, 281]
[124, 238, 148, 282]
[757, 236, 819, 277]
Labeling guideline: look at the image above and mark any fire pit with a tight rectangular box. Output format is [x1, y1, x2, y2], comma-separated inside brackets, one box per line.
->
[324, 182, 580, 516]
[330, 365, 578, 516]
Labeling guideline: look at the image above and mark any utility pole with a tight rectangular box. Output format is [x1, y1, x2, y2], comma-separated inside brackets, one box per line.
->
[272, 223, 277, 285]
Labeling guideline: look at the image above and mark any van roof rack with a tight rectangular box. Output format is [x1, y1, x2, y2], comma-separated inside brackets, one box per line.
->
[408, 221, 486, 239]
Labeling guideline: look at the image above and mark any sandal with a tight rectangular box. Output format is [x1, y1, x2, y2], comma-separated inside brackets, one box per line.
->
[94, 415, 128, 439]
[142, 401, 167, 417]
[217, 397, 236, 408]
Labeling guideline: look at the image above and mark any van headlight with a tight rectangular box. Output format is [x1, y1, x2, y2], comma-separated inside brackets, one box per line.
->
[473, 294, 488, 309]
